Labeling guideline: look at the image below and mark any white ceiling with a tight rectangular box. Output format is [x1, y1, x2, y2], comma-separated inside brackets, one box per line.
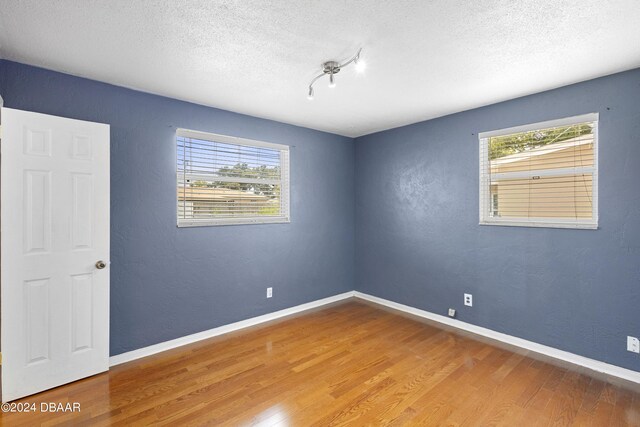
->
[1, 1, 639, 137]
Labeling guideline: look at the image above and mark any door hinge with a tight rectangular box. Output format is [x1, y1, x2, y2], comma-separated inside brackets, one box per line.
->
[0, 352, 3, 365]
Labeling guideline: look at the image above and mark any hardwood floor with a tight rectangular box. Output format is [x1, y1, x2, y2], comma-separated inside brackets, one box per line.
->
[2, 299, 639, 426]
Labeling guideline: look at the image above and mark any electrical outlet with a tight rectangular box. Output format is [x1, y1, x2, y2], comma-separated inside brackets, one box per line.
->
[627, 336, 639, 353]
[464, 293, 473, 307]
[448, 308, 456, 318]
[266, 287, 273, 298]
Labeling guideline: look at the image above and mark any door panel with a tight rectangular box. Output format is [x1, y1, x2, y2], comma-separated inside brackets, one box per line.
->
[24, 278, 51, 365]
[1, 107, 110, 402]
[24, 128, 52, 157]
[24, 170, 52, 254]
[72, 173, 93, 250]
[71, 273, 94, 353]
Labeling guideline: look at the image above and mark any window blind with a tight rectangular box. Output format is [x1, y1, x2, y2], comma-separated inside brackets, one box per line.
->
[479, 114, 598, 229]
[176, 129, 290, 227]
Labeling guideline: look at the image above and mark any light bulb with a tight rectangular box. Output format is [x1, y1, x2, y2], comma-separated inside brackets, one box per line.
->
[354, 59, 366, 73]
[307, 86, 314, 100]
[329, 73, 336, 88]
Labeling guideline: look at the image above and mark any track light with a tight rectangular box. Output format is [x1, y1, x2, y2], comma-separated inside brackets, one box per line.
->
[329, 73, 336, 88]
[354, 55, 366, 73]
[306, 48, 364, 99]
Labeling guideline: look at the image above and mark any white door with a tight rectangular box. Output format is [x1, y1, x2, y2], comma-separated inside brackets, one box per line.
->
[1, 108, 110, 402]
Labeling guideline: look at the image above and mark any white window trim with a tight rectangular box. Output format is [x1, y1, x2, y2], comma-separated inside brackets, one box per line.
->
[478, 113, 599, 230]
[176, 128, 290, 227]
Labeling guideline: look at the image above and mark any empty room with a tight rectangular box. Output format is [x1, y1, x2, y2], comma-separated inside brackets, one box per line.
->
[0, 0, 639, 425]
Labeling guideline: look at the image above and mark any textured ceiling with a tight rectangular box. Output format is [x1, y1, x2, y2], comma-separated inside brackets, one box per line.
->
[0, 1, 639, 137]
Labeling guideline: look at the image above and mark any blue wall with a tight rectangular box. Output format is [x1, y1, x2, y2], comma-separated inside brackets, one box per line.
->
[355, 68, 640, 372]
[0, 60, 355, 356]
[2, 59, 639, 373]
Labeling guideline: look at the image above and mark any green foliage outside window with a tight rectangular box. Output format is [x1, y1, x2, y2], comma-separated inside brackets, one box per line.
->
[190, 162, 281, 198]
[489, 123, 593, 160]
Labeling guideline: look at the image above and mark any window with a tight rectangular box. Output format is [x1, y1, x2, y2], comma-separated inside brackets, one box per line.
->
[479, 113, 598, 229]
[177, 129, 290, 227]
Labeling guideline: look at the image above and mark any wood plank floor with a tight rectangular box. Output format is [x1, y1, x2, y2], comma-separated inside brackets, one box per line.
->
[2, 299, 639, 426]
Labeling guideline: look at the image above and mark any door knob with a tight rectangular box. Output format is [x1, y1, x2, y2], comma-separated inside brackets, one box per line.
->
[95, 260, 107, 270]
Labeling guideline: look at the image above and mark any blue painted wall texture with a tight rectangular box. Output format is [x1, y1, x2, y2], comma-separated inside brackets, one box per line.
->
[1, 59, 639, 373]
[0, 60, 355, 356]
[355, 68, 640, 372]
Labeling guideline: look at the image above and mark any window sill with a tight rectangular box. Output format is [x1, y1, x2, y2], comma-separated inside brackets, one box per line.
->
[479, 220, 598, 230]
[178, 217, 290, 227]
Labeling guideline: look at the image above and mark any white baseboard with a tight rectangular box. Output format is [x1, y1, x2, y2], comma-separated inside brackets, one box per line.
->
[353, 291, 640, 384]
[109, 291, 356, 366]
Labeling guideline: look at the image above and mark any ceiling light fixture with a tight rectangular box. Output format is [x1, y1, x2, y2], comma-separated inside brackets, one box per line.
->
[307, 48, 364, 100]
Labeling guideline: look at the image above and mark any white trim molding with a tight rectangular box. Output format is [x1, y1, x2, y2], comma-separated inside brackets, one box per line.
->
[354, 292, 640, 384]
[478, 113, 600, 139]
[176, 128, 289, 151]
[110, 291, 355, 366]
